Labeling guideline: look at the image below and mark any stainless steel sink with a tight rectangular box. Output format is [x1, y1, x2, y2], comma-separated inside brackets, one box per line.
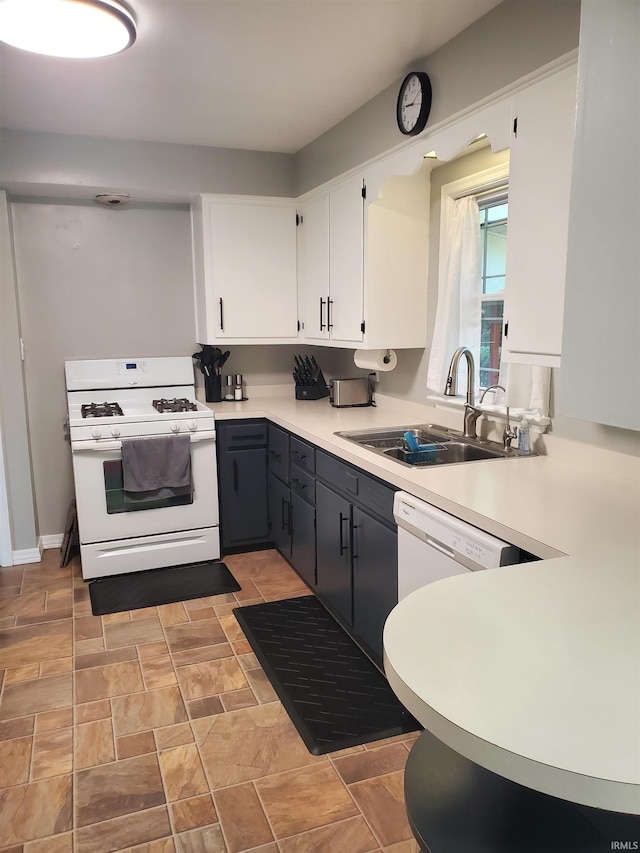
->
[335, 426, 453, 450]
[334, 423, 530, 467]
[383, 442, 506, 465]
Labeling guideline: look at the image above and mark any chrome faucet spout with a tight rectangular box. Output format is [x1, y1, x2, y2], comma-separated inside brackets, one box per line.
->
[479, 384, 518, 450]
[444, 346, 475, 406]
[444, 346, 480, 439]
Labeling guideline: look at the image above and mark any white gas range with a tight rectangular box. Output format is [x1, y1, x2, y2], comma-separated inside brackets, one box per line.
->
[65, 357, 220, 580]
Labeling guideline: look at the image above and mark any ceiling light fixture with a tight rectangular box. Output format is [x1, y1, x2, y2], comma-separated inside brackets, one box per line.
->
[0, 0, 136, 58]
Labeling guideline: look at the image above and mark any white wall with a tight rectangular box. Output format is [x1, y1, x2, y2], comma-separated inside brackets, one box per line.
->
[295, 0, 580, 194]
[10, 200, 197, 538]
[0, 130, 296, 202]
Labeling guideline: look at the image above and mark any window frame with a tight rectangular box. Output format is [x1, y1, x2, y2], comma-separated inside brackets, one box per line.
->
[437, 162, 510, 392]
[478, 193, 508, 390]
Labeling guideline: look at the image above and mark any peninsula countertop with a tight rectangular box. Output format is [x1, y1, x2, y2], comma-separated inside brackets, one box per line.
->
[206, 390, 640, 814]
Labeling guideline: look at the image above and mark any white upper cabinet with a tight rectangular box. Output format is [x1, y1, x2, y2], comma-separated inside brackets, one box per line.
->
[193, 195, 299, 344]
[329, 177, 366, 343]
[299, 176, 365, 345]
[560, 1, 639, 430]
[502, 64, 578, 367]
[298, 193, 330, 341]
[298, 167, 429, 349]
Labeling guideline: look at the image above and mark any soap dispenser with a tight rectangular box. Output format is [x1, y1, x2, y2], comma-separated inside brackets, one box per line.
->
[517, 417, 530, 453]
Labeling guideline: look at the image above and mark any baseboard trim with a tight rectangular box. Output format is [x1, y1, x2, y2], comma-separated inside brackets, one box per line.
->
[40, 534, 64, 550]
[12, 545, 43, 565]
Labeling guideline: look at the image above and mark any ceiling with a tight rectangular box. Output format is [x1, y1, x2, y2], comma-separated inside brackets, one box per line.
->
[0, 0, 503, 154]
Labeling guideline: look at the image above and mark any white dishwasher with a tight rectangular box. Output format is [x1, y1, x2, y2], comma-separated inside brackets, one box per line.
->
[393, 492, 521, 601]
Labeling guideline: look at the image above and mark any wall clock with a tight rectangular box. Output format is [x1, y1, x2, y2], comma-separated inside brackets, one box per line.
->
[396, 71, 432, 136]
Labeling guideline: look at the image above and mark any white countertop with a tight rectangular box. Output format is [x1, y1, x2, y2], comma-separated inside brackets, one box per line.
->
[207, 389, 640, 814]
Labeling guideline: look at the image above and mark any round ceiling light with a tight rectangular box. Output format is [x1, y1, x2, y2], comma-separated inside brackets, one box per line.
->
[0, 0, 136, 58]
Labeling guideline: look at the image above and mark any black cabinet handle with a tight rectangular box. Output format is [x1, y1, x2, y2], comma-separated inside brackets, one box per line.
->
[219, 297, 224, 331]
[352, 523, 359, 562]
[281, 497, 290, 532]
[291, 477, 307, 489]
[232, 458, 239, 493]
[269, 449, 281, 460]
[327, 297, 334, 331]
[339, 513, 349, 556]
[320, 298, 326, 331]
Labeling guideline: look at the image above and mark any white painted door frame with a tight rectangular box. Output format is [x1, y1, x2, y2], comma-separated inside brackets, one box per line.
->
[0, 416, 13, 566]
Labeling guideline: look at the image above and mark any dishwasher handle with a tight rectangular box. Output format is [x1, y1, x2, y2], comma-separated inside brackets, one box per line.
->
[422, 534, 455, 560]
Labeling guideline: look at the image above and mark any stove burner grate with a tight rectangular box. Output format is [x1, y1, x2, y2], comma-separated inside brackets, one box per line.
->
[153, 397, 198, 414]
[81, 402, 124, 418]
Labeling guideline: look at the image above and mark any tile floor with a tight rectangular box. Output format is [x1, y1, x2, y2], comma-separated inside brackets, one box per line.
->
[0, 548, 420, 853]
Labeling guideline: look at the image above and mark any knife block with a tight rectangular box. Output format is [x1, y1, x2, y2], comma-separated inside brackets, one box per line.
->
[295, 382, 329, 400]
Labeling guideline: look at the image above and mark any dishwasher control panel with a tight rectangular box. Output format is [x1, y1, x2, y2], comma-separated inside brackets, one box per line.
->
[394, 493, 520, 570]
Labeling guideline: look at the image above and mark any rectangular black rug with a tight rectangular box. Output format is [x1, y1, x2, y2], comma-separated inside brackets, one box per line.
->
[233, 595, 421, 755]
[89, 560, 240, 616]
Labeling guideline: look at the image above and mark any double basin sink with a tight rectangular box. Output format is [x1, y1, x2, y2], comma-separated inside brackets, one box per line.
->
[334, 424, 529, 468]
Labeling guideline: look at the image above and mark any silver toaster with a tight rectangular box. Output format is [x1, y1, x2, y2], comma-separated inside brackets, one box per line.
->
[329, 377, 373, 408]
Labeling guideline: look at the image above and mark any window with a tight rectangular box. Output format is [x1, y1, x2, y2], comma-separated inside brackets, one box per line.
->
[478, 196, 508, 389]
[427, 160, 512, 405]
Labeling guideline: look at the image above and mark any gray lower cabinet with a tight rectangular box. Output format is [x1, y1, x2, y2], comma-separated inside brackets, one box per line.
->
[267, 472, 291, 555]
[265, 431, 397, 666]
[267, 428, 317, 587]
[352, 506, 398, 662]
[315, 481, 352, 625]
[290, 490, 316, 588]
[315, 450, 398, 665]
[217, 420, 269, 551]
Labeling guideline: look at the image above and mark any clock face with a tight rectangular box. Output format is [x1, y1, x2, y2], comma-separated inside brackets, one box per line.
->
[397, 72, 432, 136]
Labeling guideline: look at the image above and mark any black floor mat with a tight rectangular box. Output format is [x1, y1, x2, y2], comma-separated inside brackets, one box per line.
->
[89, 560, 240, 615]
[233, 595, 421, 755]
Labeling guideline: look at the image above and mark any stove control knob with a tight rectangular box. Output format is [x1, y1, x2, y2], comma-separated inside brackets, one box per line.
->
[110, 426, 121, 438]
[187, 420, 197, 432]
[91, 427, 102, 439]
[171, 422, 181, 433]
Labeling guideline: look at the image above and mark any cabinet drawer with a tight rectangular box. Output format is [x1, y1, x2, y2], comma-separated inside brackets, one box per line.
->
[290, 437, 315, 473]
[290, 465, 315, 505]
[268, 424, 290, 482]
[316, 450, 396, 525]
[219, 421, 267, 451]
[358, 476, 396, 527]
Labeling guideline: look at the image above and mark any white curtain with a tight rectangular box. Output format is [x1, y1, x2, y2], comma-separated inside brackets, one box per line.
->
[427, 195, 482, 398]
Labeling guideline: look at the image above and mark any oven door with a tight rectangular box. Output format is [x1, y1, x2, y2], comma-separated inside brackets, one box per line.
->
[71, 431, 219, 545]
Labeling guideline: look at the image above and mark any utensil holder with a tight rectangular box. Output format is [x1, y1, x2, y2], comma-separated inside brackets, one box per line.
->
[204, 374, 222, 403]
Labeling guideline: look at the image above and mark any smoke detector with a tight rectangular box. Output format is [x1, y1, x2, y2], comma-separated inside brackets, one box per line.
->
[95, 193, 132, 207]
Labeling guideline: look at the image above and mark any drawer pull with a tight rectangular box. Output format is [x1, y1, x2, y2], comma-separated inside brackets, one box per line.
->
[339, 513, 349, 556]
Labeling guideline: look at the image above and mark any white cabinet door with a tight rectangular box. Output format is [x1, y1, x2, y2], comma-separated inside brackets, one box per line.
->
[196, 196, 299, 342]
[328, 176, 365, 344]
[298, 194, 330, 341]
[560, 2, 639, 430]
[502, 65, 577, 367]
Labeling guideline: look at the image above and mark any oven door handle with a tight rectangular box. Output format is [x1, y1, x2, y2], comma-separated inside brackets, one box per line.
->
[71, 433, 217, 453]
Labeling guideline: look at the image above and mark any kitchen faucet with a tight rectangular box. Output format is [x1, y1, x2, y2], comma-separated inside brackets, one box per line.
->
[479, 384, 518, 450]
[444, 347, 481, 439]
